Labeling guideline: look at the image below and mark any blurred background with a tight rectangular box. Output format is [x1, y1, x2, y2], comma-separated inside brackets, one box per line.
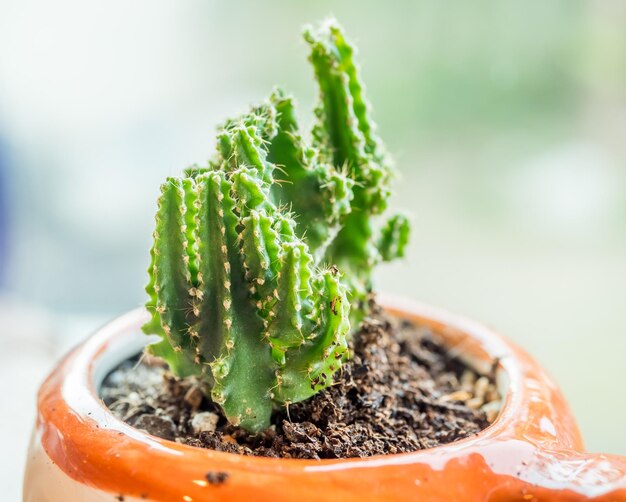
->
[1, 0, 625, 497]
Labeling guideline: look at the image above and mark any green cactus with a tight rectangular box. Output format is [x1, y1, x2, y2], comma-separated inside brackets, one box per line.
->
[304, 20, 410, 310]
[143, 18, 409, 433]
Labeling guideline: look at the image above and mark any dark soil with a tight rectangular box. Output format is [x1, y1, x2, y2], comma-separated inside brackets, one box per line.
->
[101, 304, 500, 459]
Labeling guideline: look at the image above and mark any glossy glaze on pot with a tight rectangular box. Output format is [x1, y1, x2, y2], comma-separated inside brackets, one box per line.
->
[24, 296, 626, 501]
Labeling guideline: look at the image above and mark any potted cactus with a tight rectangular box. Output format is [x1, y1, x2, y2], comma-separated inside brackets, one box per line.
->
[25, 19, 626, 502]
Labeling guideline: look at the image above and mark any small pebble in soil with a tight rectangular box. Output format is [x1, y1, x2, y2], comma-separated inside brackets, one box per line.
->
[191, 412, 219, 434]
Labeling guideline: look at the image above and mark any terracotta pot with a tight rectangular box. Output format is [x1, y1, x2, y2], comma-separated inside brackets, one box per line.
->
[24, 295, 626, 501]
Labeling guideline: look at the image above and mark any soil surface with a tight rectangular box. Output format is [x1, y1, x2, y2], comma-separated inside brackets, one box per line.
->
[102, 304, 500, 459]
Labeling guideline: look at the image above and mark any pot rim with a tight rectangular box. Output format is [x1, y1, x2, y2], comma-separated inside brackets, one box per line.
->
[57, 294, 523, 464]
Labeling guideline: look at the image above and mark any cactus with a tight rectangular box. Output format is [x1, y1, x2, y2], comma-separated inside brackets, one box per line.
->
[143, 18, 409, 433]
[303, 20, 410, 311]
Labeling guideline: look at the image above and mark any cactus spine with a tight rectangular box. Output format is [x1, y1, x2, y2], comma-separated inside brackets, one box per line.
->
[143, 18, 409, 433]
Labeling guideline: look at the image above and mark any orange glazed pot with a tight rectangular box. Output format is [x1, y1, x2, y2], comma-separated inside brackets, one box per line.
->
[24, 295, 626, 501]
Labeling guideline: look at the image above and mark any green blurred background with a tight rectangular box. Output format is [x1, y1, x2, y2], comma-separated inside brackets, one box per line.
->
[1, 1, 625, 495]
